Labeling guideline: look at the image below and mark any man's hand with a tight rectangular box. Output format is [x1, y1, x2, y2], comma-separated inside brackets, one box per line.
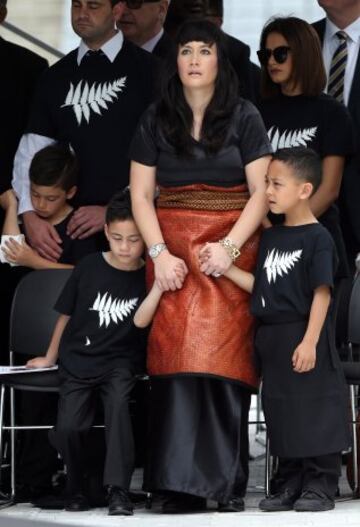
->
[66, 206, 106, 239]
[23, 211, 62, 262]
[292, 340, 316, 373]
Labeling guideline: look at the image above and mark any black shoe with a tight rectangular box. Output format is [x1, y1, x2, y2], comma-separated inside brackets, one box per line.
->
[259, 488, 300, 512]
[162, 493, 207, 514]
[65, 493, 91, 512]
[108, 487, 133, 516]
[218, 496, 245, 512]
[293, 489, 335, 512]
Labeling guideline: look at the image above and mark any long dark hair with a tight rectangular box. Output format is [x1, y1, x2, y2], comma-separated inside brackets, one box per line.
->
[157, 19, 239, 156]
[259, 16, 326, 99]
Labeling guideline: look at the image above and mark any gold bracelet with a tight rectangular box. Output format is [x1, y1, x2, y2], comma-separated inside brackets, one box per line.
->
[218, 237, 241, 262]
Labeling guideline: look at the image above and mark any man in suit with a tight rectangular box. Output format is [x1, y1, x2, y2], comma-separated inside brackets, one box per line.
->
[0, 0, 48, 197]
[314, 0, 360, 266]
[118, 0, 173, 58]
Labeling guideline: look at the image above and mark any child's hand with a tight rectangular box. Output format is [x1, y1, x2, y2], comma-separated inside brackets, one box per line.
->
[292, 340, 316, 373]
[26, 356, 55, 369]
[0, 189, 17, 210]
[3, 239, 37, 267]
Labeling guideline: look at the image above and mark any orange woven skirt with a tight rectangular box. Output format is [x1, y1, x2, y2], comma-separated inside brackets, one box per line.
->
[147, 184, 260, 390]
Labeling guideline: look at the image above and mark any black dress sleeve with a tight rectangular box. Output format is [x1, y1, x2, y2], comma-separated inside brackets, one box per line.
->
[236, 100, 273, 166]
[309, 229, 337, 291]
[320, 97, 354, 158]
[129, 104, 158, 167]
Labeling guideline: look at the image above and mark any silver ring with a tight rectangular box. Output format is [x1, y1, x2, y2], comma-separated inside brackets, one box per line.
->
[212, 272, 221, 278]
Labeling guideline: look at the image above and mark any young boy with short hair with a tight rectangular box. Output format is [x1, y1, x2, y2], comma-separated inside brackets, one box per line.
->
[222, 147, 349, 512]
[27, 191, 148, 516]
[0, 142, 95, 268]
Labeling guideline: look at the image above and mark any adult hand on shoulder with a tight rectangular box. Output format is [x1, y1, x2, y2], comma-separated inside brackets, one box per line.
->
[199, 242, 232, 276]
[292, 340, 316, 373]
[66, 205, 106, 240]
[23, 211, 62, 262]
[154, 251, 188, 291]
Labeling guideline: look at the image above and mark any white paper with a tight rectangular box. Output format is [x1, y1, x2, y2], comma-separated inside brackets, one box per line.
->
[0, 365, 58, 374]
[0, 234, 25, 267]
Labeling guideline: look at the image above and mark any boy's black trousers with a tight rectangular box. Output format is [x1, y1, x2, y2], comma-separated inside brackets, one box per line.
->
[49, 367, 136, 494]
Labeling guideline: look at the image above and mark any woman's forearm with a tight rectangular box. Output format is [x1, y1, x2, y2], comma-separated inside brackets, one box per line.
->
[132, 195, 165, 248]
[227, 188, 268, 249]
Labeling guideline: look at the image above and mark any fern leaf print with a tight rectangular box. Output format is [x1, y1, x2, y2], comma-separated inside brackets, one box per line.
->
[264, 249, 303, 284]
[62, 77, 127, 125]
[89, 292, 138, 328]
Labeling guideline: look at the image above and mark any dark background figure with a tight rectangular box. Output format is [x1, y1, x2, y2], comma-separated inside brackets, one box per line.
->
[0, 0, 48, 362]
[118, 0, 174, 58]
[313, 0, 360, 269]
[164, 0, 260, 102]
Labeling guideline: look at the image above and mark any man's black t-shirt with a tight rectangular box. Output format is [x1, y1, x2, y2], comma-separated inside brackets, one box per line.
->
[251, 223, 337, 321]
[26, 40, 157, 206]
[55, 252, 146, 378]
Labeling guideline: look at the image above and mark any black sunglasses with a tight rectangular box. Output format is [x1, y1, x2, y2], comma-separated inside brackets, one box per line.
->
[125, 0, 160, 9]
[257, 46, 291, 66]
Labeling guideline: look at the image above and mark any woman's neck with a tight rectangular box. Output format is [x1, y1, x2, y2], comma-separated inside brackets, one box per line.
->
[183, 86, 214, 139]
[281, 82, 302, 97]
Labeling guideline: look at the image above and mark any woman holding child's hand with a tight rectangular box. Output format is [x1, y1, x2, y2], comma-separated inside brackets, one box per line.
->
[130, 20, 271, 512]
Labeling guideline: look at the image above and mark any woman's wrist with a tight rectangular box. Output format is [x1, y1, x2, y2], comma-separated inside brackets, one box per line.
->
[218, 237, 241, 262]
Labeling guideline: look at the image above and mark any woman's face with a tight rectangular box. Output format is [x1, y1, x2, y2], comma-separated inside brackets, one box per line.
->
[265, 32, 294, 92]
[177, 40, 218, 91]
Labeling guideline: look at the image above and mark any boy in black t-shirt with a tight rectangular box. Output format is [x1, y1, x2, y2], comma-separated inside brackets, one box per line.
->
[27, 191, 147, 516]
[0, 143, 96, 268]
[209, 148, 349, 512]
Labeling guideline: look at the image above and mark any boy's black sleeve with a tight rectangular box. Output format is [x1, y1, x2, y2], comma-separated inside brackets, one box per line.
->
[309, 231, 338, 291]
[54, 265, 81, 316]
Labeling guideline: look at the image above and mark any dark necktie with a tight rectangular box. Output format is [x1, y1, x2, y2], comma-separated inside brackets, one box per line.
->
[83, 49, 107, 64]
[328, 31, 348, 103]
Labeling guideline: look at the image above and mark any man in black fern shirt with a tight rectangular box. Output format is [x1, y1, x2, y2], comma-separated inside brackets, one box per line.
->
[12, 0, 158, 262]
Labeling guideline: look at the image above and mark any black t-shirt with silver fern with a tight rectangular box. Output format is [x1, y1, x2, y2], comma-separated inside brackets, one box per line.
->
[55, 252, 146, 378]
[251, 223, 337, 321]
[27, 40, 157, 206]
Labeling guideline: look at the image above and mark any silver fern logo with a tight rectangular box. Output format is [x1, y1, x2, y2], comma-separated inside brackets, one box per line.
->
[62, 77, 127, 125]
[264, 248, 302, 284]
[268, 126, 317, 151]
[90, 292, 138, 328]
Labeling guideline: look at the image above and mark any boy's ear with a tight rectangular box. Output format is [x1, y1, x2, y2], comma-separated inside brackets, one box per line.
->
[104, 222, 109, 242]
[300, 182, 313, 200]
[66, 186, 77, 200]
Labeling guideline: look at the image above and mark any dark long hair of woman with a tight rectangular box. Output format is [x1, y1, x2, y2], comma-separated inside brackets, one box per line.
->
[157, 19, 239, 156]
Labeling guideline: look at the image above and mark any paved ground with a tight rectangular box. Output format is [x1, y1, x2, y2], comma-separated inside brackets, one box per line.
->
[0, 399, 358, 527]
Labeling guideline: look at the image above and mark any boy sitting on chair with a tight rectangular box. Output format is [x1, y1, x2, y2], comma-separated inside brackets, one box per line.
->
[0, 142, 96, 269]
[27, 190, 148, 515]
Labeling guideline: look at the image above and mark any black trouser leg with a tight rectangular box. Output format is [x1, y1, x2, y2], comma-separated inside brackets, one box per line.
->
[50, 376, 96, 494]
[233, 390, 251, 497]
[302, 453, 341, 499]
[100, 368, 136, 489]
[275, 458, 303, 494]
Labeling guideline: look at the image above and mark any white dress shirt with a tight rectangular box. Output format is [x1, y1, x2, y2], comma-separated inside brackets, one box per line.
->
[12, 32, 124, 214]
[322, 17, 360, 106]
[141, 29, 164, 53]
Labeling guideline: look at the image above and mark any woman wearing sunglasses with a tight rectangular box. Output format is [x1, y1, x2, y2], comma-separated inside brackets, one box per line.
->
[130, 19, 271, 513]
[257, 16, 354, 280]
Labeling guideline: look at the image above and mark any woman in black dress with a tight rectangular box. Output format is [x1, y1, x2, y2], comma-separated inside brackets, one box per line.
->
[257, 16, 354, 279]
[130, 20, 271, 512]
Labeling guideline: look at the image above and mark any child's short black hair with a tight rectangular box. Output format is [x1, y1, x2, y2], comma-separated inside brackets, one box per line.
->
[272, 147, 322, 194]
[106, 188, 133, 224]
[29, 143, 78, 191]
